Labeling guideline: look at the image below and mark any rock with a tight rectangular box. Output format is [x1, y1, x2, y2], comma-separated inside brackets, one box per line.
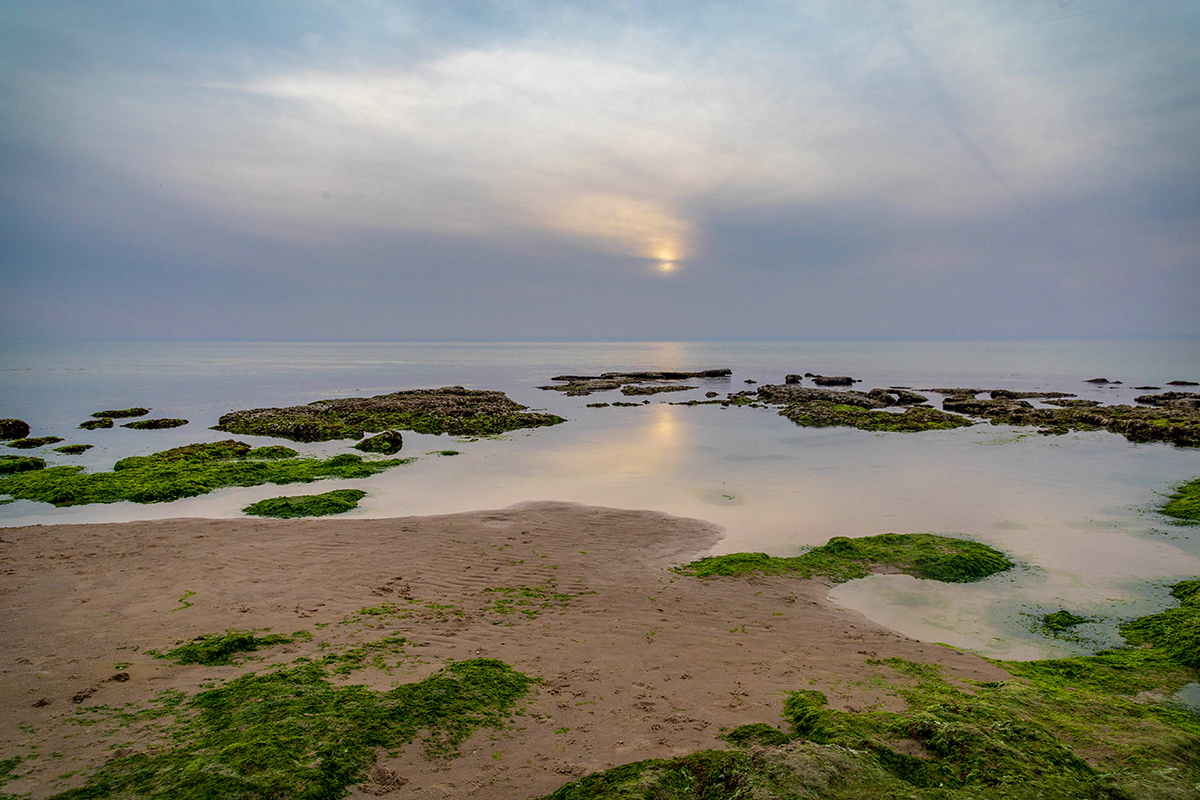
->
[989, 390, 1076, 399]
[80, 418, 114, 430]
[0, 455, 46, 473]
[779, 402, 972, 432]
[620, 384, 696, 396]
[744, 379, 757, 384]
[1133, 386, 1161, 390]
[811, 375, 857, 386]
[756, 384, 885, 409]
[54, 444, 93, 455]
[0, 419, 30, 440]
[784, 374, 804, 384]
[541, 369, 731, 396]
[1135, 392, 1200, 412]
[705, 392, 718, 398]
[1044, 399, 1101, 408]
[354, 430, 404, 455]
[7, 436, 64, 449]
[926, 388, 983, 396]
[1168, 380, 1199, 386]
[91, 407, 150, 419]
[121, 418, 188, 430]
[1085, 378, 1121, 384]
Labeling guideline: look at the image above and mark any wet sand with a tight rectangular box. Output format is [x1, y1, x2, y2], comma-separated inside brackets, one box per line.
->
[0, 503, 1010, 798]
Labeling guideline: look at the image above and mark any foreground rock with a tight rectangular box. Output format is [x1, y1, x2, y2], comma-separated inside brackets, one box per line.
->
[539, 369, 731, 396]
[216, 386, 565, 442]
[0, 419, 31, 440]
[79, 418, 114, 430]
[353, 430, 403, 455]
[753, 385, 971, 432]
[122, 418, 188, 430]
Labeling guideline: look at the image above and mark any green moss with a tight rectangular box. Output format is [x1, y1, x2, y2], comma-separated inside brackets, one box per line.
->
[161, 631, 296, 666]
[482, 585, 594, 621]
[620, 384, 696, 396]
[353, 430, 403, 454]
[246, 445, 300, 459]
[1161, 478, 1200, 524]
[91, 408, 149, 419]
[6, 436, 64, 449]
[433, 450, 461, 456]
[53, 444, 93, 455]
[322, 634, 410, 676]
[121, 418, 188, 430]
[1041, 610, 1092, 634]
[0, 455, 45, 474]
[0, 440, 410, 507]
[781, 401, 973, 432]
[721, 723, 792, 748]
[79, 418, 113, 430]
[680, 533, 1012, 584]
[1119, 579, 1200, 668]
[47, 659, 531, 800]
[243, 489, 367, 519]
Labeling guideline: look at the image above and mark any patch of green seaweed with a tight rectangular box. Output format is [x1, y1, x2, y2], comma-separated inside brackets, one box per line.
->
[0, 455, 44, 474]
[79, 418, 113, 431]
[1041, 610, 1092, 636]
[54, 444, 93, 455]
[781, 402, 973, 433]
[159, 630, 297, 666]
[679, 533, 1012, 584]
[46, 658, 531, 799]
[91, 408, 149, 419]
[1161, 478, 1200, 524]
[6, 436, 64, 449]
[0, 440, 409, 507]
[121, 418, 188, 430]
[243, 489, 367, 519]
[1119, 580, 1200, 668]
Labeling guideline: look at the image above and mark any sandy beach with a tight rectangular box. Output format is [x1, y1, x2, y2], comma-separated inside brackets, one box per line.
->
[2, 503, 1015, 798]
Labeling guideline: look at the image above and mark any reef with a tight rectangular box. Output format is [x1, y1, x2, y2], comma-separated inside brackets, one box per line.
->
[751, 384, 971, 433]
[79, 418, 114, 430]
[121, 418, 188, 430]
[353, 430, 404, 455]
[619, 384, 696, 396]
[0, 455, 45, 474]
[215, 386, 564, 441]
[6, 436, 64, 449]
[0, 440, 410, 507]
[243, 488, 368, 518]
[0, 419, 30, 440]
[53, 444, 93, 455]
[539, 369, 730, 396]
[91, 407, 150, 419]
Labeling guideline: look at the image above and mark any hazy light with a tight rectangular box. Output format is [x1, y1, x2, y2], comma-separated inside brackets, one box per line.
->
[657, 260, 676, 273]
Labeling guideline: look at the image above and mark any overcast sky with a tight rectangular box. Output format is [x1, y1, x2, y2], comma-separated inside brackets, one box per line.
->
[1, 1, 1197, 341]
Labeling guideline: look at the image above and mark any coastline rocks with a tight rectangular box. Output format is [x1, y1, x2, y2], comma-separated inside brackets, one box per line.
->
[0, 419, 30, 440]
[780, 402, 973, 432]
[80, 418, 114, 430]
[1168, 380, 1199, 386]
[92, 407, 150, 419]
[1135, 392, 1200, 412]
[989, 390, 1076, 400]
[54, 444, 93, 455]
[756, 384, 885, 409]
[0, 455, 45, 473]
[926, 388, 983, 396]
[122, 418, 188, 430]
[705, 391, 718, 398]
[216, 386, 565, 442]
[353, 430, 404, 455]
[1085, 378, 1121, 384]
[620, 384, 695, 396]
[7, 436, 64, 449]
[1043, 399, 1102, 408]
[540, 369, 731, 396]
[784, 374, 804, 384]
[811, 375, 858, 386]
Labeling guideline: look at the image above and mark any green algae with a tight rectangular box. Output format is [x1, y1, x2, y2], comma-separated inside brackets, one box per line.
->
[353, 430, 403, 455]
[45, 658, 531, 800]
[0, 440, 409, 507]
[243, 488, 367, 519]
[6, 436, 64, 449]
[721, 723, 792, 748]
[246, 445, 299, 459]
[1161, 478, 1200, 524]
[1119, 580, 1200, 668]
[680, 533, 1012, 584]
[53, 444, 93, 455]
[781, 401, 973, 432]
[0, 455, 44, 474]
[160, 631, 297, 666]
[1041, 610, 1092, 635]
[78, 418, 113, 431]
[91, 408, 149, 419]
[121, 418, 188, 430]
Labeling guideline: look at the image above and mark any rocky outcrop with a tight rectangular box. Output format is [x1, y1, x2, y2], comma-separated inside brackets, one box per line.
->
[620, 385, 696, 396]
[989, 390, 1076, 400]
[80, 418, 114, 430]
[91, 407, 150, 419]
[122, 418, 189, 430]
[811, 375, 858, 386]
[7, 436, 64, 449]
[0, 455, 45, 473]
[354, 430, 404, 455]
[1167, 380, 1199, 386]
[755, 384, 885, 409]
[216, 386, 565, 442]
[1136, 392, 1200, 412]
[0, 419, 30, 440]
[540, 369, 731, 396]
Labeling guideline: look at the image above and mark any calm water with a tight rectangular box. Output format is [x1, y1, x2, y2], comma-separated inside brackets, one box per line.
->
[2, 339, 1198, 659]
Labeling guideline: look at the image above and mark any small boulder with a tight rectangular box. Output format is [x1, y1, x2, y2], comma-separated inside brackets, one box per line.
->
[80, 418, 114, 430]
[0, 419, 31, 440]
[354, 430, 404, 455]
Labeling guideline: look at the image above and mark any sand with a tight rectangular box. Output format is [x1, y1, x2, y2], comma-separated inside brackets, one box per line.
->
[0, 503, 1011, 798]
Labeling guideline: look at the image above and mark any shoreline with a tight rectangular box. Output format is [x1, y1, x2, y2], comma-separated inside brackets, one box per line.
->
[0, 503, 1012, 798]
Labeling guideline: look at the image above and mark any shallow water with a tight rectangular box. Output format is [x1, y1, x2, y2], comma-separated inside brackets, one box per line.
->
[1, 339, 1197, 658]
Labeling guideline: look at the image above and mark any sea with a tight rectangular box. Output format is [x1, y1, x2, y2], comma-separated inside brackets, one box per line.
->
[2, 339, 1198, 661]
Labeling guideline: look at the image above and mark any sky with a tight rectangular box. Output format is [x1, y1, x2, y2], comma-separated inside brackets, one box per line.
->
[1, 0, 1197, 342]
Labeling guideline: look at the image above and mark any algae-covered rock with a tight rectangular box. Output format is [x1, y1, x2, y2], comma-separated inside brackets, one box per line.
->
[54, 444, 93, 455]
[216, 386, 564, 441]
[780, 402, 973, 432]
[80, 417, 114, 430]
[0, 419, 31, 440]
[122, 418, 188, 430]
[540, 369, 730, 396]
[243, 488, 367, 519]
[756, 384, 885, 409]
[91, 407, 150, 419]
[7, 436, 64, 449]
[619, 384, 695, 396]
[0, 455, 45, 474]
[354, 430, 403, 455]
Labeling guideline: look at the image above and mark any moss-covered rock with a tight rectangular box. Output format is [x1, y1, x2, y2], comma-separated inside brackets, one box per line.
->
[353, 430, 403, 454]
[780, 402, 973, 432]
[0, 455, 45, 474]
[680, 533, 1012, 584]
[53, 444, 93, 455]
[79, 417, 114, 430]
[1041, 610, 1092, 634]
[122, 418, 188, 430]
[620, 384, 696, 396]
[215, 386, 564, 442]
[539, 370, 730, 396]
[1161, 478, 1200, 524]
[246, 445, 300, 459]
[0, 441, 410, 507]
[6, 436, 64, 449]
[0, 419, 30, 440]
[243, 489, 367, 518]
[91, 407, 149, 419]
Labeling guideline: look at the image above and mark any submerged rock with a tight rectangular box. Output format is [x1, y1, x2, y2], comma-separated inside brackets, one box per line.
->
[540, 369, 731, 396]
[54, 444, 93, 455]
[7, 436, 64, 449]
[80, 418, 114, 430]
[0, 419, 30, 440]
[1168, 380, 1199, 386]
[810, 375, 857, 386]
[91, 407, 150, 419]
[989, 390, 1076, 399]
[1085, 378, 1121, 384]
[122, 418, 188, 430]
[216, 386, 564, 442]
[756, 384, 885, 409]
[354, 430, 404, 455]
[620, 384, 696, 396]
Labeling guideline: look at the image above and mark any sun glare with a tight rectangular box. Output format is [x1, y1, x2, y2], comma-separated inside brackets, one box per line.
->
[657, 260, 676, 273]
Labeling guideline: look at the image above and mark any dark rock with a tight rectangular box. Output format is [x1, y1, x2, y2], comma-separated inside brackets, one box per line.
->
[91, 407, 150, 419]
[926, 388, 982, 395]
[989, 390, 1076, 400]
[779, 402, 972, 432]
[80, 418, 114, 430]
[54, 444, 93, 455]
[122, 418, 188, 430]
[7, 436, 64, 449]
[217, 386, 564, 441]
[585, 402, 609, 408]
[867, 388, 894, 406]
[811, 375, 857, 386]
[1135, 392, 1200, 412]
[756, 384, 885, 409]
[942, 397, 1034, 418]
[890, 389, 929, 406]
[541, 369, 731, 396]
[1044, 399, 1102, 408]
[1085, 378, 1121, 384]
[0, 455, 46, 473]
[705, 392, 718, 398]
[0, 419, 30, 440]
[744, 379, 757, 384]
[1168, 380, 1199, 386]
[1133, 386, 1161, 390]
[784, 374, 804, 384]
[620, 384, 696, 396]
[353, 430, 403, 455]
